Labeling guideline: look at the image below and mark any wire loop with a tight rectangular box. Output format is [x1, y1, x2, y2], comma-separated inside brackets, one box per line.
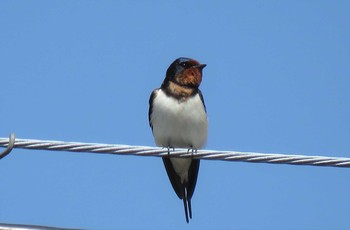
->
[0, 133, 15, 160]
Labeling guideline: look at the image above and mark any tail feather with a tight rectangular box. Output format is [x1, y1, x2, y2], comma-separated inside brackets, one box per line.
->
[162, 157, 200, 223]
[183, 196, 189, 223]
[188, 197, 193, 219]
[182, 186, 193, 223]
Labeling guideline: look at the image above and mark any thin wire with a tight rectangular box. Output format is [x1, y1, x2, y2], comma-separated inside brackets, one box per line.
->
[0, 222, 79, 230]
[0, 137, 349, 168]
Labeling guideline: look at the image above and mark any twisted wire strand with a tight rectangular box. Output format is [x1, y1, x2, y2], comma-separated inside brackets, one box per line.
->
[0, 222, 78, 230]
[0, 137, 349, 168]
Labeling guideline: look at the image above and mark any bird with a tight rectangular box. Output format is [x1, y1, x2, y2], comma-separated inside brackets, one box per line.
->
[148, 57, 208, 223]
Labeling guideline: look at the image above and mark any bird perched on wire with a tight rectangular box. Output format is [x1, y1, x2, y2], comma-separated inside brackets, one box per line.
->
[148, 57, 208, 223]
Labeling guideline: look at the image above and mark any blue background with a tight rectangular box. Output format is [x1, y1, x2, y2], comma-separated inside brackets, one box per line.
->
[1, 1, 349, 229]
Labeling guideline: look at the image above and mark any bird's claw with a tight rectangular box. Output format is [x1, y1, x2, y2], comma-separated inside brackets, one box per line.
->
[187, 148, 197, 159]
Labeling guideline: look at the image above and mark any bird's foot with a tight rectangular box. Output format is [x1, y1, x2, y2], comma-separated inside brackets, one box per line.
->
[187, 148, 197, 159]
[165, 146, 175, 156]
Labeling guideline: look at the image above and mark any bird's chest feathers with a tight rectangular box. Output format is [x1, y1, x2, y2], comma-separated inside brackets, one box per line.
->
[151, 90, 207, 149]
[154, 91, 205, 127]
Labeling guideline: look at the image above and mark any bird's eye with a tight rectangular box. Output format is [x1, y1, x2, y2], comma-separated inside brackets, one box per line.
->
[180, 62, 188, 67]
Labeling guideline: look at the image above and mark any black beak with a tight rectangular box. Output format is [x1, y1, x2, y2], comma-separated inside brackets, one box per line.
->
[196, 64, 207, 70]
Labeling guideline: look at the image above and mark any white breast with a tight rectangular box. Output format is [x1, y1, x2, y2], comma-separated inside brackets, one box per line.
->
[150, 89, 208, 150]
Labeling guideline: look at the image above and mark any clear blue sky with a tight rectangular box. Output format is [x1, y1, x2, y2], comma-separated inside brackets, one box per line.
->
[1, 1, 349, 229]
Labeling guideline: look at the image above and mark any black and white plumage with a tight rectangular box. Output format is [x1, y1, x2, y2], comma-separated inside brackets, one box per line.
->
[148, 57, 208, 223]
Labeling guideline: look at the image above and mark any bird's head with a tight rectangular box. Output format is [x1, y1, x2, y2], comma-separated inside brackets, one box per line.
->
[163, 57, 206, 89]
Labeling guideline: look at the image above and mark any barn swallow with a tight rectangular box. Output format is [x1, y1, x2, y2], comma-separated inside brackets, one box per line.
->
[148, 57, 208, 223]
